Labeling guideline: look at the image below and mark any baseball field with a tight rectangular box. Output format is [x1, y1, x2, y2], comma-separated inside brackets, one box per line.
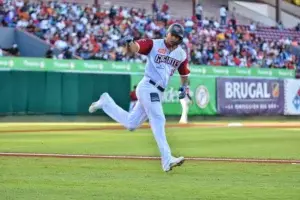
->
[0, 122, 300, 200]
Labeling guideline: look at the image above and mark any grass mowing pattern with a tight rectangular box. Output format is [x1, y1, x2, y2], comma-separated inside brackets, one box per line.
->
[0, 127, 299, 159]
[1, 157, 300, 200]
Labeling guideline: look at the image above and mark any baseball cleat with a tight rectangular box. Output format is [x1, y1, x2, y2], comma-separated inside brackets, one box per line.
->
[88, 102, 98, 113]
[165, 156, 185, 172]
[88, 93, 108, 113]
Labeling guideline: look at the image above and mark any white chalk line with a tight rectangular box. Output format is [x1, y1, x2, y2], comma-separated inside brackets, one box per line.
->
[0, 152, 299, 164]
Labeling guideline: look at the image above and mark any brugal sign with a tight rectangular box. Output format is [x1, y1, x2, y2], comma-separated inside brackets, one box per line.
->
[217, 78, 284, 115]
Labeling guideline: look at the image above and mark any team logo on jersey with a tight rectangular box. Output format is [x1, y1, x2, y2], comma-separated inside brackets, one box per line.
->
[154, 54, 180, 68]
[195, 85, 210, 109]
[158, 48, 167, 54]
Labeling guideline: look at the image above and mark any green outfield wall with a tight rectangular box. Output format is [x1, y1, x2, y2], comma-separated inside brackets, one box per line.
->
[0, 57, 297, 116]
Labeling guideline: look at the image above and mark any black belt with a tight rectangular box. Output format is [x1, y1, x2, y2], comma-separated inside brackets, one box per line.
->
[149, 80, 165, 92]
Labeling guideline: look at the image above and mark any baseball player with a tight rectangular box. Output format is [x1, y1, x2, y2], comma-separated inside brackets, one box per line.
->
[179, 84, 193, 124]
[89, 23, 190, 172]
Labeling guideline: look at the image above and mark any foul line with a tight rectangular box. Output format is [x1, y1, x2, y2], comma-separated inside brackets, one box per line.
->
[0, 152, 299, 164]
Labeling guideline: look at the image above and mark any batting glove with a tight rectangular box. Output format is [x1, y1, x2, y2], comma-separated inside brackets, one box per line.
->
[120, 35, 134, 46]
[178, 85, 190, 99]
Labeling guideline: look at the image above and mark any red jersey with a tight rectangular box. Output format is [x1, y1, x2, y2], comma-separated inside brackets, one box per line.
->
[130, 90, 138, 101]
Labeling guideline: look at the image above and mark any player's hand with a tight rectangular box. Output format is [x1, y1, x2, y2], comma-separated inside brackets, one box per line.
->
[178, 85, 190, 99]
[120, 35, 134, 46]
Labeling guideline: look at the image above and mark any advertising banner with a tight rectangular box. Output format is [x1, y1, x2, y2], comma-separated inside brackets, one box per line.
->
[217, 78, 284, 115]
[131, 75, 217, 115]
[189, 65, 295, 78]
[284, 79, 300, 115]
[0, 57, 295, 78]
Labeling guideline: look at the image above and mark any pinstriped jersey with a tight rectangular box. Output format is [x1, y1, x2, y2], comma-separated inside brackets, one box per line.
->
[136, 39, 190, 88]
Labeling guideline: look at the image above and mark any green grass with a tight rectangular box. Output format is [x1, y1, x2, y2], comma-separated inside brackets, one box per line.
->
[1, 157, 300, 200]
[1, 126, 300, 200]
[0, 127, 299, 159]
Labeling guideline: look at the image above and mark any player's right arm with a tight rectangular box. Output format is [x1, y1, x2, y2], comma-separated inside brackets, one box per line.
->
[125, 40, 139, 54]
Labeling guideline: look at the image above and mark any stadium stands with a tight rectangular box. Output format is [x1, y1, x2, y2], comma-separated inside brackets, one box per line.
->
[0, 0, 299, 69]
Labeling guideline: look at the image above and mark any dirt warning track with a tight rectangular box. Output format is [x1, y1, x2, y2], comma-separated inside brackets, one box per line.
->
[1, 122, 300, 133]
[0, 152, 299, 164]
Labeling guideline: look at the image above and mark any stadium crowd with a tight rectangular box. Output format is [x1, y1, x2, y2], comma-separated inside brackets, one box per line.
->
[0, 0, 300, 69]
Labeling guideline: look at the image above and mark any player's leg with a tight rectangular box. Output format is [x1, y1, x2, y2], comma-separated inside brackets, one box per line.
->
[179, 97, 189, 124]
[128, 101, 148, 130]
[137, 83, 184, 171]
[129, 102, 133, 112]
[129, 101, 135, 112]
[89, 93, 147, 130]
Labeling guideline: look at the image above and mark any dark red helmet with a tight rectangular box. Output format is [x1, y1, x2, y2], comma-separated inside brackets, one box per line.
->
[167, 23, 184, 43]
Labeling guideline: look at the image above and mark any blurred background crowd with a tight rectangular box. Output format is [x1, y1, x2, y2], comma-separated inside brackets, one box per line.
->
[0, 0, 300, 69]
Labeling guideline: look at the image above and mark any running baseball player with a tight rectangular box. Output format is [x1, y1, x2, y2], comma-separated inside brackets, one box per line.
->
[88, 23, 190, 172]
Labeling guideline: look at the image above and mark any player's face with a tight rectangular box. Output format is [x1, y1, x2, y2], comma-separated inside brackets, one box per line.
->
[166, 33, 180, 46]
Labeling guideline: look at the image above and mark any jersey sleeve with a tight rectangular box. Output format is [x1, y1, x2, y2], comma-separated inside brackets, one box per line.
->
[178, 58, 190, 76]
[136, 39, 153, 55]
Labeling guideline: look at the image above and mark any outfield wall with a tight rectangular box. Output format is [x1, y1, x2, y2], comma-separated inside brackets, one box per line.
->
[0, 57, 299, 116]
[0, 71, 130, 115]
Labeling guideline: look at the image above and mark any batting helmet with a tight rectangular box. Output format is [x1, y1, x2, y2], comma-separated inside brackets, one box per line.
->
[167, 23, 184, 45]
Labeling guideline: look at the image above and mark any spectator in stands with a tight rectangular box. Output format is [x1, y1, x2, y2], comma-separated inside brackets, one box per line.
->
[195, 3, 203, 21]
[249, 21, 257, 31]
[295, 23, 300, 31]
[277, 21, 284, 30]
[3, 44, 20, 56]
[229, 7, 237, 30]
[161, 0, 169, 13]
[219, 5, 227, 26]
[291, 37, 298, 46]
[0, 4, 5, 23]
[152, 0, 159, 15]
[184, 18, 194, 34]
[63, 47, 73, 59]
[45, 48, 54, 59]
[1, 0, 299, 69]
[296, 57, 300, 69]
[109, 6, 118, 19]
[231, 7, 237, 19]
[15, 0, 24, 8]
[202, 17, 210, 28]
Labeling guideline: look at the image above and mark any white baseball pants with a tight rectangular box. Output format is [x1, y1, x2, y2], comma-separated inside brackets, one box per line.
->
[100, 77, 172, 171]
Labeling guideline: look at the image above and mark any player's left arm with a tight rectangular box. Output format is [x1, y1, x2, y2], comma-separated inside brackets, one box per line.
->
[180, 75, 189, 86]
[178, 57, 190, 82]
